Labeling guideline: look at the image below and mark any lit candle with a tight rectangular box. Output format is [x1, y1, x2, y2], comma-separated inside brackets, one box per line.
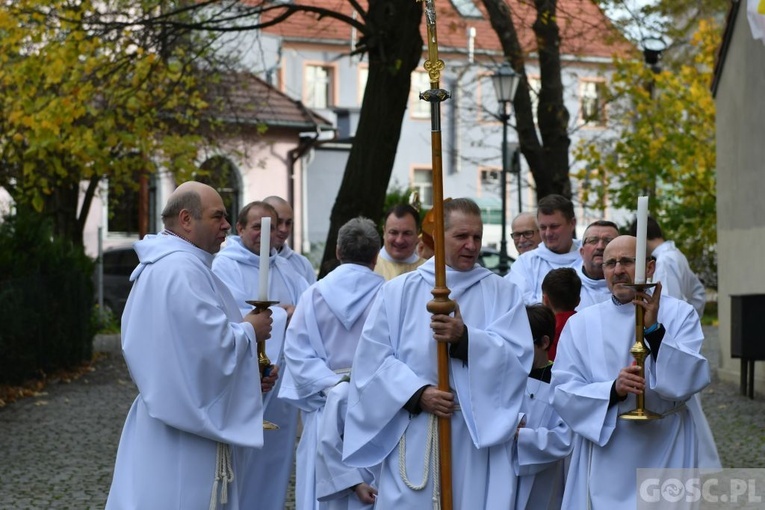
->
[258, 216, 271, 300]
[634, 196, 648, 284]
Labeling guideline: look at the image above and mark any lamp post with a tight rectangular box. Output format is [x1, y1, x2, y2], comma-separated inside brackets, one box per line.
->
[640, 37, 666, 198]
[491, 63, 520, 276]
[641, 36, 667, 97]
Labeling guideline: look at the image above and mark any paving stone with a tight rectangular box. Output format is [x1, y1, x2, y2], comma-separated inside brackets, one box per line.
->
[0, 326, 761, 509]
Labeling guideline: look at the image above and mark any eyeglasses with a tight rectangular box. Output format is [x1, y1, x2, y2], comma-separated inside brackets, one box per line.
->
[602, 257, 637, 270]
[511, 230, 538, 240]
[583, 236, 615, 246]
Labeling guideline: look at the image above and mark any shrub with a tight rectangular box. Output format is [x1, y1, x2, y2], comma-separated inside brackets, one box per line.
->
[0, 210, 96, 384]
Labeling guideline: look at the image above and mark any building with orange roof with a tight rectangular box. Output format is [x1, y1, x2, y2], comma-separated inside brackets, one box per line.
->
[244, 0, 634, 258]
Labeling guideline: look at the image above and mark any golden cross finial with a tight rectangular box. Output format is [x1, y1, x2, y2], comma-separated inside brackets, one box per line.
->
[417, 0, 446, 88]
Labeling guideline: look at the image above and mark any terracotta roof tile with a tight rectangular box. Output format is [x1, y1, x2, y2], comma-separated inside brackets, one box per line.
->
[256, 0, 633, 60]
[207, 72, 333, 129]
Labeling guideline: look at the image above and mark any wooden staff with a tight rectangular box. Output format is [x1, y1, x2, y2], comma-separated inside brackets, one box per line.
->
[417, 1, 454, 508]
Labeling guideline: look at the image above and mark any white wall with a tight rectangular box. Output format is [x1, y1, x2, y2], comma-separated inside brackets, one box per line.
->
[715, 5, 765, 393]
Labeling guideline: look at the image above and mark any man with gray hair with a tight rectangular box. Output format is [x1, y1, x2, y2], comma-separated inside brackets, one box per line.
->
[279, 217, 385, 510]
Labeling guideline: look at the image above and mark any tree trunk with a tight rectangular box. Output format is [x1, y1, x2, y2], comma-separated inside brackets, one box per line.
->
[480, 0, 571, 200]
[319, 0, 423, 277]
[43, 181, 84, 246]
[532, 0, 571, 198]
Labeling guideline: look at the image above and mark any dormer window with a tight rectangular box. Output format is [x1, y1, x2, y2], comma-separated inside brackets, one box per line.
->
[450, 0, 482, 19]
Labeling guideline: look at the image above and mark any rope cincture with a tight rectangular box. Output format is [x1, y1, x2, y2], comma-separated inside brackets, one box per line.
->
[209, 442, 234, 510]
[398, 413, 441, 510]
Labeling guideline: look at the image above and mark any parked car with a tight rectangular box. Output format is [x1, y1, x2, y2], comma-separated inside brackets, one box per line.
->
[478, 247, 514, 274]
[95, 245, 139, 318]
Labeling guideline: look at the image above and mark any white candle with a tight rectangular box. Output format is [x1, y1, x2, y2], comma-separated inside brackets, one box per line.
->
[258, 217, 271, 300]
[634, 196, 648, 284]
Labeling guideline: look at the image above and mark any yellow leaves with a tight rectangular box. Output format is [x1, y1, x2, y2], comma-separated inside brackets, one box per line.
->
[574, 17, 718, 272]
[0, 0, 218, 213]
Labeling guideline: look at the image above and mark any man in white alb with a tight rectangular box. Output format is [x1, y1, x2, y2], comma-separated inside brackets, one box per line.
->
[374, 203, 424, 280]
[506, 194, 582, 304]
[279, 217, 384, 510]
[576, 220, 619, 310]
[551, 235, 713, 509]
[212, 200, 309, 510]
[343, 198, 533, 508]
[106, 182, 272, 510]
[264, 195, 317, 285]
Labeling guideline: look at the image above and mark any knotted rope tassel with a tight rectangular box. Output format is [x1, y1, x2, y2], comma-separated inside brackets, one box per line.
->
[398, 413, 441, 510]
[209, 442, 234, 510]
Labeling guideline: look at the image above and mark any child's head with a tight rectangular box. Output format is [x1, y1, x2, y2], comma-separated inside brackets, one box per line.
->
[525, 303, 555, 353]
[541, 267, 581, 312]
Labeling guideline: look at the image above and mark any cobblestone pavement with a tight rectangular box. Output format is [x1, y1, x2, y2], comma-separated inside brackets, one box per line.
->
[0, 326, 763, 509]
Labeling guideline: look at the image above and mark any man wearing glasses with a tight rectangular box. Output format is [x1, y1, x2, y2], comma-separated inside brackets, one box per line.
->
[576, 220, 619, 309]
[550, 235, 714, 509]
[506, 194, 581, 304]
[510, 212, 542, 255]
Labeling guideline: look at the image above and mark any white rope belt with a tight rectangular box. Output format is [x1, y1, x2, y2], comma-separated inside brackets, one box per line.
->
[398, 413, 441, 510]
[660, 401, 688, 418]
[209, 442, 234, 510]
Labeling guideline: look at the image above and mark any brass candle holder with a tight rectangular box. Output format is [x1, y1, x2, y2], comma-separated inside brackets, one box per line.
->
[619, 283, 662, 421]
[246, 299, 279, 430]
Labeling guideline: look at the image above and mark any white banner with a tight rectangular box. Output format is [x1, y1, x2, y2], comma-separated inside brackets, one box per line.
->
[748, 0, 765, 43]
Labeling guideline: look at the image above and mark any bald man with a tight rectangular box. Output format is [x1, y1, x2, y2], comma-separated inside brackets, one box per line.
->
[551, 235, 713, 509]
[106, 182, 273, 510]
[264, 195, 316, 285]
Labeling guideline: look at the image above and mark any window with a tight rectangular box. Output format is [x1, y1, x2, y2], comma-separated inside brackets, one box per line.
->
[480, 168, 501, 189]
[410, 70, 431, 119]
[107, 168, 158, 236]
[108, 180, 140, 235]
[197, 156, 242, 231]
[476, 72, 501, 123]
[474, 196, 503, 225]
[450, 0, 482, 18]
[412, 168, 433, 207]
[305, 64, 334, 109]
[580, 80, 606, 126]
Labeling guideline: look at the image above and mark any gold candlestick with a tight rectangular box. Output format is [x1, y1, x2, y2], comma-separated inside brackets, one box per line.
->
[619, 283, 661, 421]
[246, 299, 280, 430]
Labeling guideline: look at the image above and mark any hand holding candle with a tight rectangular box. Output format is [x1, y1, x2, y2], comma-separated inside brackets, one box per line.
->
[634, 196, 648, 284]
[258, 217, 271, 300]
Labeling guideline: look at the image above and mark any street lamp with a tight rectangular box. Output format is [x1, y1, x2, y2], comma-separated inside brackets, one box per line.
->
[641, 36, 667, 74]
[491, 63, 521, 276]
[641, 37, 667, 199]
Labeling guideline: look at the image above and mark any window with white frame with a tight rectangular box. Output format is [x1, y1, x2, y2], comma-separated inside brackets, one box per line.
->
[476, 72, 501, 123]
[480, 167, 501, 190]
[580, 79, 606, 126]
[305, 64, 334, 109]
[412, 168, 433, 207]
[410, 70, 431, 119]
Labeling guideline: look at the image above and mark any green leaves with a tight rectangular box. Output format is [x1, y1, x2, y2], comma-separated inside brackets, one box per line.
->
[0, 0, 218, 227]
[574, 18, 719, 284]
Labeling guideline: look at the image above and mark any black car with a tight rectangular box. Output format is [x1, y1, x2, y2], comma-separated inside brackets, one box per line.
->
[478, 247, 514, 274]
[95, 245, 139, 318]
